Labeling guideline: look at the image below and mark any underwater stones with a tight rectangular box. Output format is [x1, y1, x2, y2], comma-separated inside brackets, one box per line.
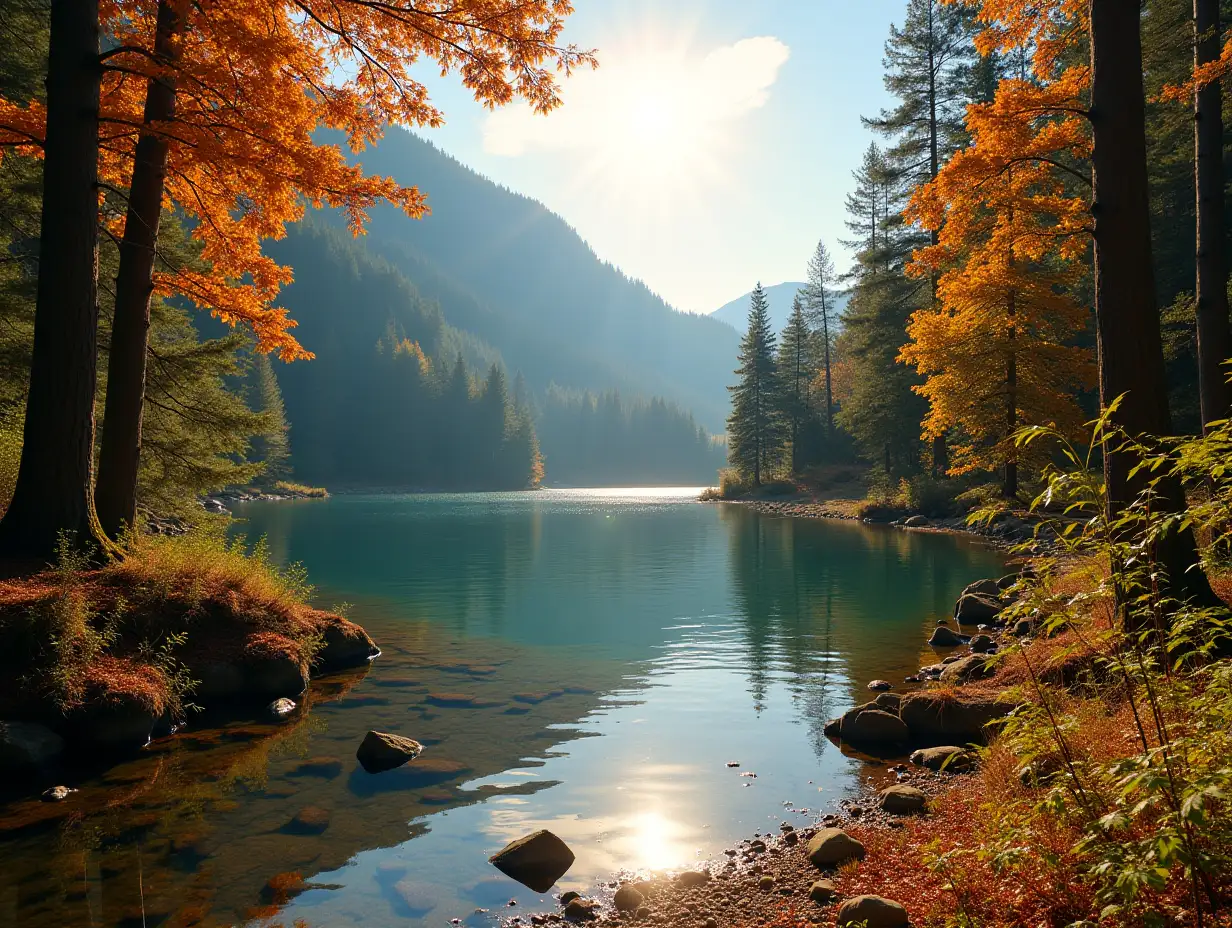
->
[286, 805, 331, 834]
[289, 756, 343, 778]
[425, 692, 506, 709]
[489, 829, 576, 893]
[356, 730, 423, 773]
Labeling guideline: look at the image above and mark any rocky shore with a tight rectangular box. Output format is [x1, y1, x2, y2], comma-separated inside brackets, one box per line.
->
[497, 567, 1031, 927]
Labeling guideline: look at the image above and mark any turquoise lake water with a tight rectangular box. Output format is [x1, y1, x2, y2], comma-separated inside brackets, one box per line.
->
[0, 488, 1003, 927]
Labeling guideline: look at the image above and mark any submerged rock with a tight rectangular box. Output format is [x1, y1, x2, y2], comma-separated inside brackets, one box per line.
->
[489, 829, 576, 893]
[867, 679, 893, 691]
[356, 730, 423, 773]
[836, 895, 909, 928]
[806, 828, 866, 867]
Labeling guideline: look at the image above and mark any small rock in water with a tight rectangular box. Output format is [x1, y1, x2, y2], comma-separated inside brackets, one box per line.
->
[969, 633, 996, 653]
[489, 830, 576, 893]
[563, 898, 597, 921]
[356, 730, 423, 773]
[560, 892, 580, 905]
[286, 805, 331, 834]
[268, 697, 297, 718]
[41, 785, 75, 802]
[866, 680, 893, 691]
[725, 761, 740, 767]
[739, 771, 757, 778]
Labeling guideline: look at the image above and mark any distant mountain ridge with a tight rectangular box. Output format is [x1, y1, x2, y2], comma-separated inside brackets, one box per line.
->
[711, 282, 850, 335]
[312, 127, 740, 432]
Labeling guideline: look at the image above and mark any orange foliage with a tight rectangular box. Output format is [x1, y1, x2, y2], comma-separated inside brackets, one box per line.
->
[0, 1, 594, 359]
[904, 0, 1094, 476]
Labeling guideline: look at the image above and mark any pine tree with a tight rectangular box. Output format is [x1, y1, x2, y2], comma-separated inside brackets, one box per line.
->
[804, 240, 838, 439]
[778, 294, 814, 472]
[727, 283, 785, 486]
[864, 0, 980, 476]
[244, 352, 291, 484]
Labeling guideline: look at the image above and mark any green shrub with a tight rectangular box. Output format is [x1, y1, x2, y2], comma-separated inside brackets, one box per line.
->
[901, 474, 959, 516]
[717, 468, 753, 500]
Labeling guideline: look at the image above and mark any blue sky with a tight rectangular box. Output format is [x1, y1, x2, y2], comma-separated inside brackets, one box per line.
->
[391, 0, 907, 315]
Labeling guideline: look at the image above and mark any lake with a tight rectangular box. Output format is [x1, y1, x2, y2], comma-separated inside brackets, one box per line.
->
[0, 488, 1003, 927]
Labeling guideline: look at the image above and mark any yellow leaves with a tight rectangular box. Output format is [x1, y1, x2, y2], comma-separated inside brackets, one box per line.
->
[3, 0, 593, 358]
[1161, 37, 1232, 102]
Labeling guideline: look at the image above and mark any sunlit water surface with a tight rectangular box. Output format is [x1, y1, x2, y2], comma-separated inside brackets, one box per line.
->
[0, 489, 1002, 927]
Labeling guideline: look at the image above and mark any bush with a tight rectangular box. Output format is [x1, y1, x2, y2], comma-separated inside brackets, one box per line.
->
[717, 468, 753, 500]
[272, 480, 328, 498]
[900, 474, 959, 517]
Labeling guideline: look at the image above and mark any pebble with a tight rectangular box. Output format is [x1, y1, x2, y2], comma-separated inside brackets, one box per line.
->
[41, 785, 76, 802]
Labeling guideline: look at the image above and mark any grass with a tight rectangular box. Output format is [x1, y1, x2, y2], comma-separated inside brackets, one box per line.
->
[271, 480, 328, 498]
[0, 527, 350, 723]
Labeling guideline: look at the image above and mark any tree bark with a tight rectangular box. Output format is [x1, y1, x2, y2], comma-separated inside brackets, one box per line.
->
[1193, 0, 1232, 432]
[1088, 0, 1217, 612]
[95, 0, 183, 538]
[0, 0, 105, 562]
[1004, 288, 1018, 499]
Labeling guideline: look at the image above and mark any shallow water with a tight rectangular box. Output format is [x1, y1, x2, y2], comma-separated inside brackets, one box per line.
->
[0, 489, 1002, 927]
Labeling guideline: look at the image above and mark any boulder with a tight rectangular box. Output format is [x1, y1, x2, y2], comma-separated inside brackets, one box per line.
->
[823, 706, 908, 745]
[903, 515, 929, 527]
[806, 828, 866, 868]
[613, 885, 644, 912]
[563, 898, 597, 921]
[909, 746, 974, 772]
[0, 721, 65, 772]
[808, 879, 837, 904]
[928, 625, 966, 648]
[961, 578, 1002, 598]
[317, 619, 380, 671]
[954, 592, 1004, 624]
[873, 692, 901, 711]
[67, 693, 159, 752]
[356, 730, 423, 773]
[900, 692, 1011, 744]
[489, 829, 576, 893]
[878, 784, 927, 815]
[969, 634, 996, 653]
[836, 895, 909, 928]
[939, 653, 998, 685]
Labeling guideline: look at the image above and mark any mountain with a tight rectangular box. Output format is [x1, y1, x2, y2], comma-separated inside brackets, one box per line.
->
[317, 127, 740, 433]
[711, 282, 850, 335]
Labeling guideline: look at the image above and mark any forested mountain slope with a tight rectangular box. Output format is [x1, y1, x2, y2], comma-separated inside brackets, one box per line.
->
[327, 128, 738, 432]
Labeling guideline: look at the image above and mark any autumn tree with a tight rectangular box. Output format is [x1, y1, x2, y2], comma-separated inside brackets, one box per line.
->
[904, 118, 1094, 495]
[728, 284, 785, 487]
[0, 0, 593, 556]
[805, 240, 838, 439]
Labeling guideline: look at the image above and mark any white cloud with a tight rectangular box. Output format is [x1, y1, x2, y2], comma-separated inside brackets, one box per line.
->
[482, 36, 791, 158]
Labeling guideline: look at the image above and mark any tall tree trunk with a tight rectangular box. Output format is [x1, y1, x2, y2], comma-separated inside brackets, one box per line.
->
[927, 0, 948, 478]
[0, 0, 105, 562]
[1193, 0, 1232, 432]
[821, 290, 834, 439]
[95, 0, 183, 538]
[1004, 289, 1018, 499]
[1088, 0, 1217, 614]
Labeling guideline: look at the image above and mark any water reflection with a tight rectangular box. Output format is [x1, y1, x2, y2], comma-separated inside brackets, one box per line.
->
[0, 490, 1003, 927]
